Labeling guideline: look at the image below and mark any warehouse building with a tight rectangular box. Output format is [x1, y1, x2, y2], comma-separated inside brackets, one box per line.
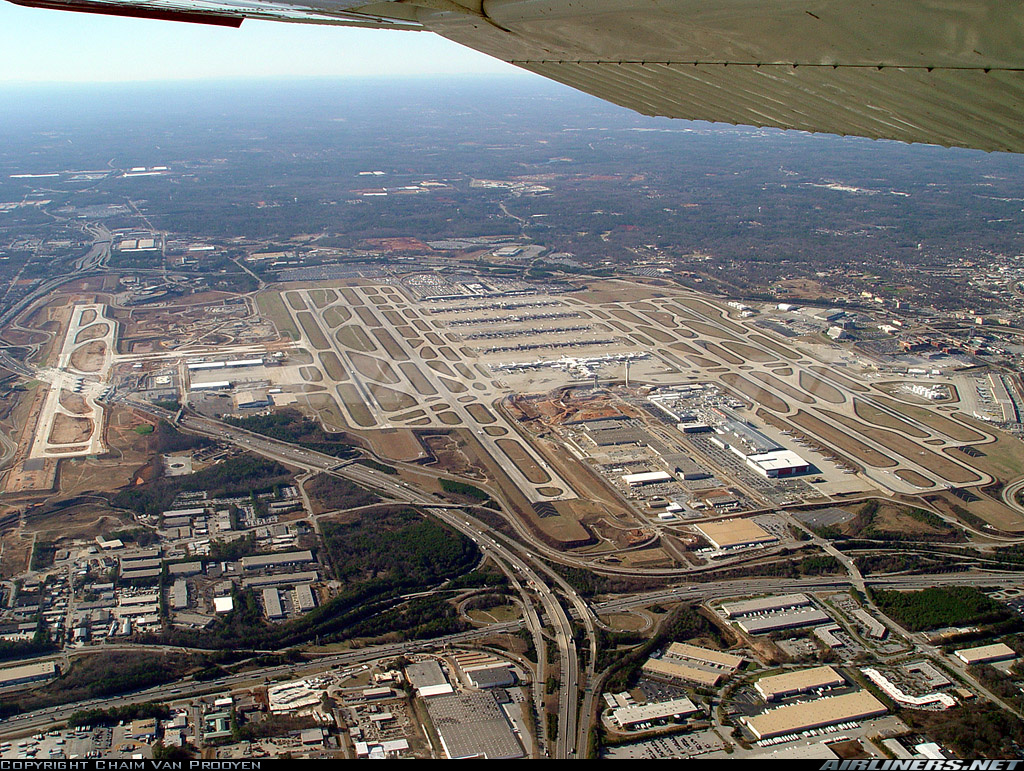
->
[722, 594, 811, 619]
[622, 471, 673, 487]
[295, 584, 318, 612]
[745, 449, 811, 478]
[755, 666, 846, 702]
[695, 519, 778, 550]
[0, 660, 57, 688]
[612, 697, 700, 729]
[263, 588, 285, 620]
[642, 643, 743, 687]
[955, 642, 1017, 666]
[743, 691, 888, 740]
[242, 571, 319, 589]
[738, 608, 833, 635]
[190, 380, 231, 391]
[241, 550, 314, 571]
[426, 691, 525, 759]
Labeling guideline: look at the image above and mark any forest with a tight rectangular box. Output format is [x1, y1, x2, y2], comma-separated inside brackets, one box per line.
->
[111, 453, 294, 517]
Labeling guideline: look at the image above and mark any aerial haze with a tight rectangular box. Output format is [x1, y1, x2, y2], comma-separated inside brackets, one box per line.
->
[0, 66, 1023, 762]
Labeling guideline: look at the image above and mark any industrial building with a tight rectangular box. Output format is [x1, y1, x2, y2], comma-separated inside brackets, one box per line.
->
[612, 697, 700, 729]
[0, 660, 57, 688]
[642, 643, 743, 687]
[737, 608, 833, 635]
[743, 691, 888, 740]
[235, 390, 271, 409]
[622, 471, 673, 487]
[240, 550, 314, 571]
[721, 594, 811, 619]
[405, 660, 452, 697]
[425, 691, 525, 759]
[955, 642, 1017, 666]
[695, 519, 778, 550]
[754, 666, 846, 702]
[263, 588, 285, 620]
[744, 449, 811, 478]
[190, 380, 231, 391]
[295, 584, 317, 612]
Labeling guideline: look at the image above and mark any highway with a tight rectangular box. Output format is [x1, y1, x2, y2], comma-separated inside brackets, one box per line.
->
[101, 399, 1024, 758]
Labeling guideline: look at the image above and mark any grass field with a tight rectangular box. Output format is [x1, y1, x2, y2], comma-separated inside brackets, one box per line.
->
[873, 396, 985, 442]
[747, 333, 799, 360]
[799, 371, 844, 403]
[722, 340, 778, 363]
[318, 351, 348, 382]
[398, 362, 438, 396]
[496, 438, 552, 485]
[824, 410, 980, 484]
[809, 365, 868, 392]
[700, 341, 743, 365]
[336, 384, 375, 427]
[295, 311, 330, 350]
[721, 373, 787, 412]
[751, 371, 813, 404]
[336, 325, 377, 353]
[322, 306, 352, 328]
[349, 352, 401, 384]
[853, 399, 929, 438]
[789, 409, 896, 467]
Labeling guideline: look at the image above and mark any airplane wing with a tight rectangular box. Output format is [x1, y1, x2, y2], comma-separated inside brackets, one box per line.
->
[8, 0, 1024, 153]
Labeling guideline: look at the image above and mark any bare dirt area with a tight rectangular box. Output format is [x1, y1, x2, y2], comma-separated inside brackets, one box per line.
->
[495, 438, 551, 485]
[25, 502, 132, 543]
[69, 340, 106, 372]
[74, 322, 109, 344]
[0, 532, 32, 578]
[48, 413, 93, 445]
[79, 308, 97, 325]
[59, 389, 91, 415]
[365, 429, 425, 462]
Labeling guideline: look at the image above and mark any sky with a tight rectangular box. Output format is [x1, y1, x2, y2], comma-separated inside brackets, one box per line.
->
[0, 1, 523, 83]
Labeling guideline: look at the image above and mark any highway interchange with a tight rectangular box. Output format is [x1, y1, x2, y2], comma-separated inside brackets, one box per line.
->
[3, 394, 1016, 757]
